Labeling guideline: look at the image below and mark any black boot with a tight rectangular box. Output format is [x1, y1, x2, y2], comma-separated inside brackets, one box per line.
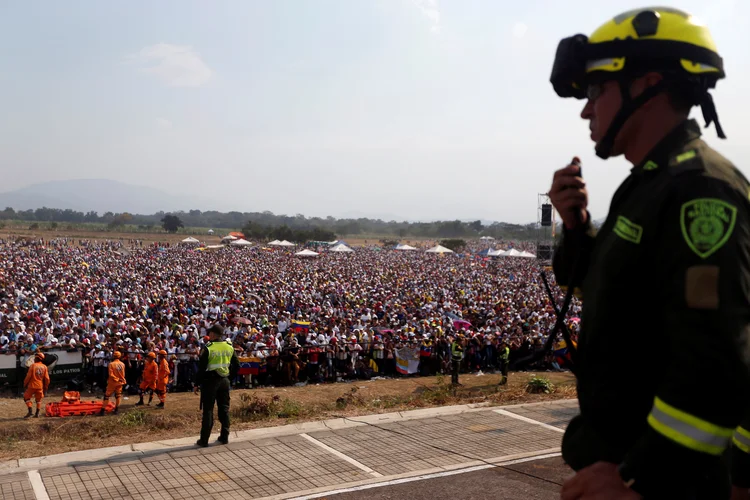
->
[23, 408, 32, 419]
[135, 397, 144, 406]
[113, 407, 119, 415]
[34, 409, 40, 418]
[196, 439, 208, 448]
[156, 402, 164, 408]
[218, 431, 229, 445]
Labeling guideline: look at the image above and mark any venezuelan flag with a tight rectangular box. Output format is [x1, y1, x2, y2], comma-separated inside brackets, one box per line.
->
[238, 356, 264, 375]
[291, 320, 310, 332]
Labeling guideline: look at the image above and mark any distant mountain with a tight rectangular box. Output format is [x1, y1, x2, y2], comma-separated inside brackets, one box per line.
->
[0, 179, 214, 214]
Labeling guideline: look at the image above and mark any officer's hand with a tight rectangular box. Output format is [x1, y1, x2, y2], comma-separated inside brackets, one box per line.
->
[549, 162, 588, 230]
[560, 462, 641, 500]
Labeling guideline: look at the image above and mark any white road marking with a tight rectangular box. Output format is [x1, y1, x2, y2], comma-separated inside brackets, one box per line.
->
[27, 470, 50, 500]
[287, 452, 562, 499]
[493, 408, 566, 433]
[299, 433, 383, 478]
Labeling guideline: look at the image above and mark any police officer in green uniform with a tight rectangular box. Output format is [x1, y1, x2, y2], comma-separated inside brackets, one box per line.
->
[548, 7, 750, 499]
[497, 341, 509, 386]
[194, 325, 239, 447]
[450, 335, 463, 386]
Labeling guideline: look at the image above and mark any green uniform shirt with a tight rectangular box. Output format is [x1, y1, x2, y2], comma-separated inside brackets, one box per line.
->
[553, 119, 750, 495]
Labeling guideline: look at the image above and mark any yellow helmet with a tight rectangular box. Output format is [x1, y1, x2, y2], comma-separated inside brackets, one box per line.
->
[550, 7, 725, 158]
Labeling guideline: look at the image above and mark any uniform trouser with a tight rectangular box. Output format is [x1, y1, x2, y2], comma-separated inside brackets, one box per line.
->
[24, 389, 44, 409]
[498, 359, 509, 378]
[200, 376, 230, 443]
[451, 359, 460, 384]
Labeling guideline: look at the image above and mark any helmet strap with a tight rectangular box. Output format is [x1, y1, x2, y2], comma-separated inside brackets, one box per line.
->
[595, 79, 668, 159]
[698, 90, 726, 139]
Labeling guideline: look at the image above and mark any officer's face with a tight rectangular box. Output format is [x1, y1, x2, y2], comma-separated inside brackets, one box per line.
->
[581, 80, 621, 145]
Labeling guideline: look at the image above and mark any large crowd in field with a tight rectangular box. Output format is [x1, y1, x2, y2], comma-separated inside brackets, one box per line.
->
[0, 236, 579, 392]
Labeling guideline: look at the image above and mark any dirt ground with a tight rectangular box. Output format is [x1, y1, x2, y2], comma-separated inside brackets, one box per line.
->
[5, 227, 424, 248]
[0, 372, 575, 461]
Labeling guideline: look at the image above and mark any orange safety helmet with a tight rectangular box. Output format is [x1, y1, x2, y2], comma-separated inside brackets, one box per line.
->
[35, 352, 45, 361]
[113, 351, 122, 359]
[158, 350, 167, 356]
[147, 352, 157, 359]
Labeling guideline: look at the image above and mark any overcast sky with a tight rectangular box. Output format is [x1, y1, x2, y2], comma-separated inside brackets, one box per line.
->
[1, 0, 748, 223]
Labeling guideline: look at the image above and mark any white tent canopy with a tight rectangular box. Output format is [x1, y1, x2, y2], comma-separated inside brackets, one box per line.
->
[501, 248, 523, 257]
[394, 243, 417, 251]
[230, 238, 253, 246]
[221, 235, 238, 242]
[295, 249, 319, 257]
[330, 243, 354, 253]
[519, 250, 536, 258]
[425, 245, 454, 254]
[181, 237, 200, 244]
[268, 240, 282, 246]
[278, 240, 296, 247]
[479, 236, 495, 240]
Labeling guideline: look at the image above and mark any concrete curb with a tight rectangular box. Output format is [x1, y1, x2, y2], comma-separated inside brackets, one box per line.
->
[0, 398, 576, 475]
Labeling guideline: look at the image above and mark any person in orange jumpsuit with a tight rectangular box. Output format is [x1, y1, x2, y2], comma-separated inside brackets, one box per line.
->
[23, 352, 50, 419]
[155, 350, 171, 408]
[136, 352, 157, 406]
[101, 351, 127, 415]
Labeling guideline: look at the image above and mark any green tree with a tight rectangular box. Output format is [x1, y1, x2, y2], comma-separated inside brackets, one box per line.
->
[161, 214, 184, 233]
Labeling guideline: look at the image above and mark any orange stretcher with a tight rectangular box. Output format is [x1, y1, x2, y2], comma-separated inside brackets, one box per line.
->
[45, 392, 115, 417]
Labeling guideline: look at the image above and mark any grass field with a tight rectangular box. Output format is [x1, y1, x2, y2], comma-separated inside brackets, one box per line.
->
[0, 372, 575, 461]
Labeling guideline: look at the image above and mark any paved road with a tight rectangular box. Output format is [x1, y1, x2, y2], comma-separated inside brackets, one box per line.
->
[0, 399, 578, 500]
[325, 457, 571, 500]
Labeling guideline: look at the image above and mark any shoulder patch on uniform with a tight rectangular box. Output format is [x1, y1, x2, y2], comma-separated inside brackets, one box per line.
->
[680, 198, 737, 258]
[669, 149, 704, 176]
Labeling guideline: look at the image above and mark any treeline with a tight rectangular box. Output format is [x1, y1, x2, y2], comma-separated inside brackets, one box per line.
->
[0, 206, 541, 240]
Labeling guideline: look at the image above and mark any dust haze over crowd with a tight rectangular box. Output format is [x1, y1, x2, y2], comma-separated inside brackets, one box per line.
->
[0, 1, 749, 223]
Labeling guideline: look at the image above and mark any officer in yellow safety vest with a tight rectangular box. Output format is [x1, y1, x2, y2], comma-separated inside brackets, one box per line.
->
[497, 341, 510, 386]
[450, 335, 464, 386]
[194, 325, 239, 447]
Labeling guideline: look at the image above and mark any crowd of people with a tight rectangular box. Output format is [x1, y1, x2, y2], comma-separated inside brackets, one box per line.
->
[0, 236, 579, 398]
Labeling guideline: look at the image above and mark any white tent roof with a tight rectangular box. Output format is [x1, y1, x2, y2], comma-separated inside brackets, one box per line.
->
[268, 240, 282, 245]
[181, 237, 200, 243]
[230, 238, 253, 246]
[497, 248, 524, 257]
[278, 240, 296, 247]
[519, 250, 536, 258]
[395, 243, 417, 251]
[487, 248, 505, 257]
[295, 249, 319, 256]
[330, 243, 354, 253]
[221, 235, 238, 241]
[425, 245, 454, 254]
[479, 236, 495, 240]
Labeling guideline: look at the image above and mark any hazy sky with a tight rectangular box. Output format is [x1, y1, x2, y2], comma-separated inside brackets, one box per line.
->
[1, 0, 748, 223]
